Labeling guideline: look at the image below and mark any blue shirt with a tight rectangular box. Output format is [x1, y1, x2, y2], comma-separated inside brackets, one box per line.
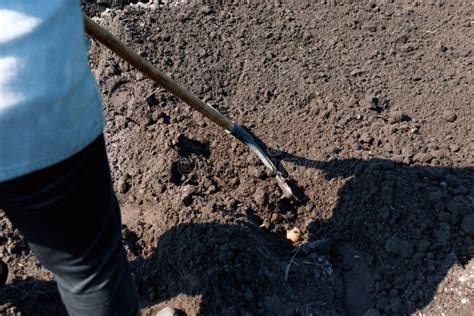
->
[0, 0, 104, 181]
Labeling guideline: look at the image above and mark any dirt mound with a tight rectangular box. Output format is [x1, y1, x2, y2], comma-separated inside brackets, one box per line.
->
[1, 1, 473, 315]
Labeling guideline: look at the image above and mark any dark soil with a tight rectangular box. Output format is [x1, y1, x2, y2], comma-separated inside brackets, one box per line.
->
[81, 0, 136, 16]
[1, 1, 473, 315]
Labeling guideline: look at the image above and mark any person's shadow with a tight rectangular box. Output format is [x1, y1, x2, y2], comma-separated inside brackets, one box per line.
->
[0, 154, 472, 316]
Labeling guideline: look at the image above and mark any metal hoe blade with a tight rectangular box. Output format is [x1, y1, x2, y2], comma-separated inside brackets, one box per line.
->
[231, 124, 293, 199]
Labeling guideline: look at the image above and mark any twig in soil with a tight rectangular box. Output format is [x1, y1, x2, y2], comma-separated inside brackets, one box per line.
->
[302, 260, 317, 265]
[145, 88, 160, 100]
[145, 88, 160, 109]
[284, 245, 301, 283]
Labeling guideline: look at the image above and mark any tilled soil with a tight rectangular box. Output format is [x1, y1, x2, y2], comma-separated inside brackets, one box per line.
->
[1, 1, 473, 315]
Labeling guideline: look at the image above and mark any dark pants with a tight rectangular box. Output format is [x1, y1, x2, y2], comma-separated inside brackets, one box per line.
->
[0, 136, 139, 315]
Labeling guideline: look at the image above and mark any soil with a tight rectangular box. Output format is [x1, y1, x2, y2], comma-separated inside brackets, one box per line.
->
[1, 1, 473, 315]
[81, 0, 137, 16]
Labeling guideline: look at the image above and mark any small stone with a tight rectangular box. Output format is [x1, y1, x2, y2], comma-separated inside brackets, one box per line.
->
[363, 308, 380, 316]
[176, 12, 189, 22]
[439, 44, 448, 53]
[350, 68, 366, 76]
[360, 132, 374, 144]
[443, 110, 457, 122]
[206, 184, 217, 194]
[151, 110, 161, 122]
[449, 144, 460, 152]
[135, 71, 145, 81]
[198, 48, 208, 58]
[260, 219, 271, 230]
[365, 25, 377, 32]
[152, 180, 165, 194]
[431, 149, 447, 161]
[317, 71, 327, 78]
[389, 111, 411, 123]
[286, 227, 301, 243]
[181, 185, 196, 206]
[248, 166, 265, 179]
[413, 152, 431, 163]
[114, 115, 127, 129]
[253, 187, 267, 207]
[156, 307, 181, 316]
[199, 5, 212, 15]
[160, 34, 171, 41]
[461, 214, 474, 236]
[365, 93, 379, 110]
[402, 43, 416, 52]
[302, 31, 312, 41]
[270, 213, 279, 223]
[117, 175, 131, 193]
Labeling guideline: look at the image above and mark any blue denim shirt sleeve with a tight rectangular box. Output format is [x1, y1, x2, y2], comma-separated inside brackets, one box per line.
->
[0, 0, 104, 181]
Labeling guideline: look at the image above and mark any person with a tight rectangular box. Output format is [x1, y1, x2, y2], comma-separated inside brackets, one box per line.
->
[0, 1, 143, 315]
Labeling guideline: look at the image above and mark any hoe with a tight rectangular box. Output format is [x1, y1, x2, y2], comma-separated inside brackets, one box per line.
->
[83, 16, 293, 199]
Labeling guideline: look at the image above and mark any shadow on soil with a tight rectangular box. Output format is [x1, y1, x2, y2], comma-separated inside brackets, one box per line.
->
[1, 156, 472, 315]
[272, 151, 473, 315]
[130, 153, 473, 315]
[0, 277, 66, 315]
[128, 221, 344, 315]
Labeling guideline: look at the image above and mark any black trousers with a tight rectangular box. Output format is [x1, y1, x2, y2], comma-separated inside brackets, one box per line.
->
[0, 136, 138, 315]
